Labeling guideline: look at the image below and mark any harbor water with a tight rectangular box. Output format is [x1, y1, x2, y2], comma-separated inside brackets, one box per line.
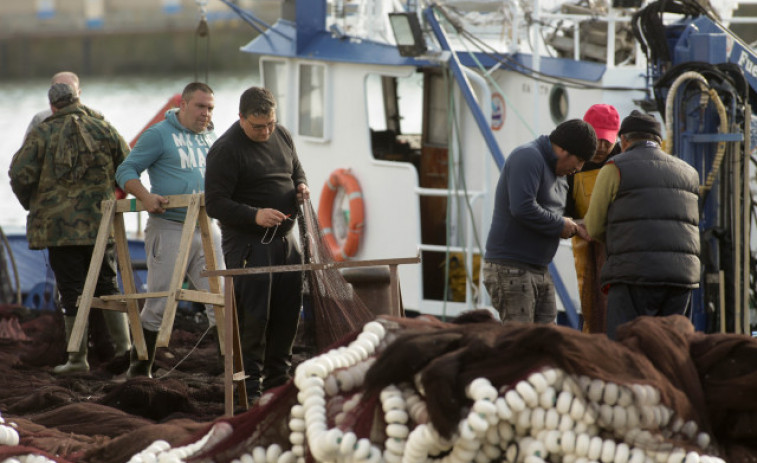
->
[0, 70, 260, 234]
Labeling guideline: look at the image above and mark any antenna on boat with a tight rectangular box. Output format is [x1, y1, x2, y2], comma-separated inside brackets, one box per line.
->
[194, 0, 210, 83]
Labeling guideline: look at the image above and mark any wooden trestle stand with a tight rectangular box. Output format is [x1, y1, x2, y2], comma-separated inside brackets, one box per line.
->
[71, 191, 420, 417]
[203, 255, 420, 417]
[68, 193, 232, 399]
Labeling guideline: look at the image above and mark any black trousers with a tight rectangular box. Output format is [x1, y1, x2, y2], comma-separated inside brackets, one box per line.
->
[47, 244, 119, 316]
[606, 283, 691, 340]
[224, 233, 303, 396]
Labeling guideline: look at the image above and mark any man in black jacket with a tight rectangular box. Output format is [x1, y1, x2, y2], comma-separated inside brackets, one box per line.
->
[584, 110, 700, 339]
[205, 87, 309, 401]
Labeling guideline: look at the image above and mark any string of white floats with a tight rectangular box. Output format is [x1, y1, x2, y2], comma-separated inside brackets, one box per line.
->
[126, 420, 233, 463]
[0, 411, 57, 463]
[126, 320, 727, 463]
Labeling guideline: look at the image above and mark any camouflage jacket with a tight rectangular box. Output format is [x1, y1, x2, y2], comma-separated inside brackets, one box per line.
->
[9, 103, 129, 249]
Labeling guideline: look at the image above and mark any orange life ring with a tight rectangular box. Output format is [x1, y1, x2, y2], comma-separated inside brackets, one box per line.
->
[317, 168, 365, 261]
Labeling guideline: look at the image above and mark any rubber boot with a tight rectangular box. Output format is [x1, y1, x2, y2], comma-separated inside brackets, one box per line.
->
[103, 311, 131, 357]
[126, 328, 158, 379]
[53, 316, 89, 375]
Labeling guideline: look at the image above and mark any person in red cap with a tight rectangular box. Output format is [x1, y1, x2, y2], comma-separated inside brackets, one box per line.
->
[565, 104, 621, 334]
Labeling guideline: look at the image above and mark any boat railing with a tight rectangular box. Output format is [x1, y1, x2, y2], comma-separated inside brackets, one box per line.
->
[326, 1, 644, 70]
[414, 186, 487, 315]
[537, 11, 638, 68]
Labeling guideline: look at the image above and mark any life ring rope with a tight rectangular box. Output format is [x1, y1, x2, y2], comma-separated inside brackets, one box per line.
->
[317, 168, 365, 261]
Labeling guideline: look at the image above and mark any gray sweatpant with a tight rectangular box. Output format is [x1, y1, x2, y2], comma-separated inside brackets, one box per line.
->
[140, 216, 225, 332]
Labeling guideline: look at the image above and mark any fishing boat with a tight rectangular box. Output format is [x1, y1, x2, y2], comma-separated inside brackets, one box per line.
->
[2, 2, 757, 463]
[218, 0, 757, 333]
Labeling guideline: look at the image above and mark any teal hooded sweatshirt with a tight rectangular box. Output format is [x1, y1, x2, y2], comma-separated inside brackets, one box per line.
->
[116, 109, 216, 222]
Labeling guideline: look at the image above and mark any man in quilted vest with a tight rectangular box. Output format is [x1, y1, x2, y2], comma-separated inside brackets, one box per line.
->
[584, 110, 700, 340]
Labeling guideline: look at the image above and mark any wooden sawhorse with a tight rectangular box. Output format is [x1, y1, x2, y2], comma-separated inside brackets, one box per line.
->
[69, 193, 228, 368]
[203, 255, 420, 417]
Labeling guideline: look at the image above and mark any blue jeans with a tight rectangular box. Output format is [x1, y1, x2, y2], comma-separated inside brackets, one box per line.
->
[483, 261, 556, 324]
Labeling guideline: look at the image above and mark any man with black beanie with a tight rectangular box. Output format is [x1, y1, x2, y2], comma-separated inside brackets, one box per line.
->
[484, 119, 597, 324]
[584, 110, 700, 340]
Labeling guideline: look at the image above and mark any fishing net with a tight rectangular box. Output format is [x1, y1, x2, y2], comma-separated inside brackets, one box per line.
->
[298, 199, 376, 352]
[4, 199, 757, 462]
[0, 311, 226, 463]
[579, 240, 608, 334]
[116, 312, 754, 463]
[3, 308, 757, 462]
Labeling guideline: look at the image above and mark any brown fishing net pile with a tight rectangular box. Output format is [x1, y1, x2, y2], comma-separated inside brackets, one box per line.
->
[2, 306, 757, 461]
[1, 200, 757, 462]
[108, 311, 753, 463]
[0, 198, 378, 463]
[0, 304, 225, 463]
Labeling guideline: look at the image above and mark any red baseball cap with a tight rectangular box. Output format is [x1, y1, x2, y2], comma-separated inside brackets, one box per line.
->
[583, 104, 620, 143]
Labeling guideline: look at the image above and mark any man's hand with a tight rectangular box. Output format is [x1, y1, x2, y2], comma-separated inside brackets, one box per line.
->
[560, 217, 580, 239]
[143, 194, 169, 214]
[256, 208, 288, 228]
[575, 223, 591, 241]
[297, 183, 310, 202]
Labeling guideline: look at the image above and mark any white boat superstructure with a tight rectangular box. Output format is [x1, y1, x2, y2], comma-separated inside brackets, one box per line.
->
[223, 0, 757, 333]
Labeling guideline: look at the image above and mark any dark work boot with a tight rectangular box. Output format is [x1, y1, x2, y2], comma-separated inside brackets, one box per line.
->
[53, 316, 89, 375]
[243, 360, 263, 407]
[244, 377, 262, 406]
[126, 329, 158, 379]
[103, 311, 131, 357]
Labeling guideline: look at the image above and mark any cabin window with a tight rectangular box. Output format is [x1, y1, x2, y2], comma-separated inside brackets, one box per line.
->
[298, 63, 326, 139]
[261, 59, 287, 122]
[365, 72, 422, 164]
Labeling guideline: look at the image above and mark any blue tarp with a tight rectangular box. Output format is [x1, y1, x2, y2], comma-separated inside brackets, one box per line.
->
[2, 233, 147, 310]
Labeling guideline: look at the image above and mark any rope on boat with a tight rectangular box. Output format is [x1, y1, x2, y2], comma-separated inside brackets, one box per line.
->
[662, 71, 728, 197]
[194, 0, 210, 83]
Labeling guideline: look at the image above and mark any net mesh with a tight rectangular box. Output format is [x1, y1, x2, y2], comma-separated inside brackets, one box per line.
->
[3, 309, 757, 462]
[3, 201, 757, 462]
[299, 199, 376, 352]
[579, 240, 608, 333]
[172, 313, 757, 463]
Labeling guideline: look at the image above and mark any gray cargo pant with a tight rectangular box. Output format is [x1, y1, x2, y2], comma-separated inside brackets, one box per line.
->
[483, 261, 556, 324]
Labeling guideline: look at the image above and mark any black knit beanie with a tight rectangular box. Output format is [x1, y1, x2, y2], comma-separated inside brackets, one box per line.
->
[618, 110, 663, 139]
[548, 119, 597, 161]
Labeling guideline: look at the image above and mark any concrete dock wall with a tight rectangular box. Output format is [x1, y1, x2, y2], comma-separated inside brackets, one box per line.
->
[0, 0, 280, 79]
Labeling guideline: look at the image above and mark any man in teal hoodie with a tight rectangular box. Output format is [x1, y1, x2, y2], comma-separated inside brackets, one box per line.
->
[116, 82, 223, 378]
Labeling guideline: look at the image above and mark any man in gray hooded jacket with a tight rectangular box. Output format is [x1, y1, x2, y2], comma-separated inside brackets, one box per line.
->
[484, 119, 597, 324]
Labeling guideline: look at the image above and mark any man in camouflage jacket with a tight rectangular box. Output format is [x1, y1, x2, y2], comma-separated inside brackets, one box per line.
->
[10, 82, 132, 374]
